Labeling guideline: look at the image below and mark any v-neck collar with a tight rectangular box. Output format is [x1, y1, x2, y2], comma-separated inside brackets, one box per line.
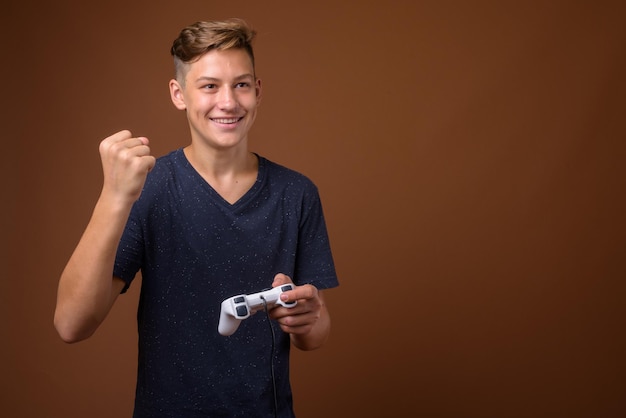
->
[176, 148, 265, 210]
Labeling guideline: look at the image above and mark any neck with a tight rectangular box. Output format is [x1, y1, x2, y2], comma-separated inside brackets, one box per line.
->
[183, 144, 259, 205]
[184, 142, 254, 178]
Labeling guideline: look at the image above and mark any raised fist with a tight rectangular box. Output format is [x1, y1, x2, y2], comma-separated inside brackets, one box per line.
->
[98, 130, 156, 205]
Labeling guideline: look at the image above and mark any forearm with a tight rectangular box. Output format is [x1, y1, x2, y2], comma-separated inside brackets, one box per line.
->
[54, 194, 131, 343]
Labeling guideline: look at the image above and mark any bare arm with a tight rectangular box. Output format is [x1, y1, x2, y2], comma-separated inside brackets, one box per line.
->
[270, 274, 332, 351]
[54, 130, 155, 343]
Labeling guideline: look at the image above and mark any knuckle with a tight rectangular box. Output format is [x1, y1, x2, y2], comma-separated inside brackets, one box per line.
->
[99, 138, 112, 153]
[304, 285, 317, 299]
[119, 148, 133, 162]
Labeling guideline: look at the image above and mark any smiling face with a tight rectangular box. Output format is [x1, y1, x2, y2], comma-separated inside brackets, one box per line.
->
[169, 48, 262, 152]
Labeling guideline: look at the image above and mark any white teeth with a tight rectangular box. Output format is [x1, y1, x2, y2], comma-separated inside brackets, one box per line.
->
[213, 118, 240, 124]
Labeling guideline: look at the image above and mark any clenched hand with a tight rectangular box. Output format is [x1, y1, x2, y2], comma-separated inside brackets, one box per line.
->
[99, 130, 156, 205]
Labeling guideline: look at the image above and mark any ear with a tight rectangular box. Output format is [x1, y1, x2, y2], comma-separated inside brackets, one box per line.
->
[255, 78, 262, 104]
[169, 79, 187, 110]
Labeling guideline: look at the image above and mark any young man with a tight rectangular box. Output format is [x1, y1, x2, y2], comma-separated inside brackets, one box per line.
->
[54, 19, 339, 417]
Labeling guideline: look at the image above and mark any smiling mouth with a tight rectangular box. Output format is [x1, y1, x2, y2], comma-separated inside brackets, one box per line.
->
[211, 117, 243, 124]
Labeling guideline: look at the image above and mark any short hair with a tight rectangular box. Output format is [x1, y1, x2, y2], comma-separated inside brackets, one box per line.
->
[170, 19, 257, 82]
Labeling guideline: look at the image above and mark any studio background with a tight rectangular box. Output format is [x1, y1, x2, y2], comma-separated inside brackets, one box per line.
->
[2, 1, 625, 417]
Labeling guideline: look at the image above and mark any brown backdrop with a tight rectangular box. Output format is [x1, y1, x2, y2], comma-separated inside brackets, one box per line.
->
[2, 1, 625, 417]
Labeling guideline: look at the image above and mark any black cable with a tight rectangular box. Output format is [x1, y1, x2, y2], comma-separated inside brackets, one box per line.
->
[260, 296, 279, 418]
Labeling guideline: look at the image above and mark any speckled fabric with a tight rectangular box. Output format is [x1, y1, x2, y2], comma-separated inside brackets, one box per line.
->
[113, 148, 339, 417]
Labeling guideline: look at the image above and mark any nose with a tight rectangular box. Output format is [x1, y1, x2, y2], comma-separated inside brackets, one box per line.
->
[217, 86, 237, 110]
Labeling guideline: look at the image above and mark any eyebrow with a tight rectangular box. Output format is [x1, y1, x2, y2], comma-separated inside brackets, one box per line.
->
[194, 74, 255, 83]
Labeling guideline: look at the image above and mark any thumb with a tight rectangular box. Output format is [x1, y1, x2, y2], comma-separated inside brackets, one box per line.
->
[272, 273, 292, 288]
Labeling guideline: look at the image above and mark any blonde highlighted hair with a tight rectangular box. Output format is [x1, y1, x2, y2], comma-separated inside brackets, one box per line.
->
[170, 18, 257, 82]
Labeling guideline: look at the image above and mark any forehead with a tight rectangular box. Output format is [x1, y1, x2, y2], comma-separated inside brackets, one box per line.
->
[187, 48, 255, 80]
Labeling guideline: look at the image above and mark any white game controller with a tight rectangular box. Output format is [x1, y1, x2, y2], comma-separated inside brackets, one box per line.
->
[218, 284, 297, 336]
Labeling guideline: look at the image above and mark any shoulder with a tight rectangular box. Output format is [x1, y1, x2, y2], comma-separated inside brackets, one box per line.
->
[132, 148, 189, 206]
[148, 148, 184, 177]
[259, 155, 319, 193]
[140, 148, 190, 189]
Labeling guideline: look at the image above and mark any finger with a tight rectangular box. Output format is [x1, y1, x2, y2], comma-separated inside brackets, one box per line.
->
[105, 137, 152, 161]
[139, 155, 157, 172]
[276, 312, 318, 334]
[120, 136, 150, 151]
[100, 134, 144, 157]
[126, 142, 152, 158]
[104, 129, 133, 144]
[272, 273, 292, 287]
[102, 130, 149, 149]
[281, 284, 318, 303]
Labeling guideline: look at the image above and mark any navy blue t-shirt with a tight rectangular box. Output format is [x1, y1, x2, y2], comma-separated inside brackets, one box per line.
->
[113, 149, 338, 417]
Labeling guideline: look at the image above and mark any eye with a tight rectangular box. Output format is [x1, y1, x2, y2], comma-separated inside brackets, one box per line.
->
[202, 83, 217, 90]
[235, 82, 251, 88]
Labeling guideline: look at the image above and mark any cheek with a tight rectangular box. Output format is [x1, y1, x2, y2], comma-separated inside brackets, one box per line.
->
[189, 96, 214, 112]
[243, 98, 260, 114]
[245, 105, 258, 123]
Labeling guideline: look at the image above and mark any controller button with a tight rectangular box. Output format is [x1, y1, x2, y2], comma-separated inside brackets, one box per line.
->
[236, 306, 248, 317]
[234, 296, 245, 304]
